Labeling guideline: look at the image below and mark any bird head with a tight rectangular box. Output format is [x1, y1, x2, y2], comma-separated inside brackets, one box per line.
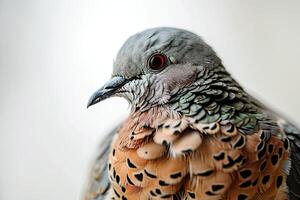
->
[87, 27, 224, 111]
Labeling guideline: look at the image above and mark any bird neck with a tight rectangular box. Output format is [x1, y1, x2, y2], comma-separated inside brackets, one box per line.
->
[168, 66, 264, 132]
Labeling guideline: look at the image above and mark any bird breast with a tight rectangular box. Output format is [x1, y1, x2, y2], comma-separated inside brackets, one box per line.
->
[108, 106, 289, 200]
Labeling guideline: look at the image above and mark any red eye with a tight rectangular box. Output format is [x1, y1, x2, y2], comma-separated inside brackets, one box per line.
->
[148, 53, 167, 71]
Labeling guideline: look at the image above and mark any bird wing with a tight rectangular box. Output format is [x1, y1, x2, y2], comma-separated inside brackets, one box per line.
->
[281, 119, 300, 200]
[83, 127, 118, 200]
[249, 95, 300, 200]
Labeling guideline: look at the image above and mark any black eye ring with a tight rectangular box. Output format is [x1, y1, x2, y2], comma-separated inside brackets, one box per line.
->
[147, 53, 167, 71]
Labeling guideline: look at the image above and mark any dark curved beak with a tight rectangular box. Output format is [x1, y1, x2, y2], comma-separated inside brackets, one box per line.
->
[87, 76, 129, 108]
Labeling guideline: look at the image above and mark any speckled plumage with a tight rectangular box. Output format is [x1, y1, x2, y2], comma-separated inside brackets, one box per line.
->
[84, 27, 300, 200]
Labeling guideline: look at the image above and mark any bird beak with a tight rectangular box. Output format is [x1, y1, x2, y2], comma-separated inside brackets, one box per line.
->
[87, 76, 129, 108]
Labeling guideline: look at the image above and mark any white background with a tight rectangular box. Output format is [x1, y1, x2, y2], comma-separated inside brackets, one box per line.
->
[1, 0, 300, 199]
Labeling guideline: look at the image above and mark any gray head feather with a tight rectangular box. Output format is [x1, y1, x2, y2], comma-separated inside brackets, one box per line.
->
[113, 27, 221, 79]
[89, 27, 225, 111]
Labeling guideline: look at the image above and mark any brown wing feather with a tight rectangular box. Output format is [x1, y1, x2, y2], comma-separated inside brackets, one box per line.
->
[249, 95, 300, 200]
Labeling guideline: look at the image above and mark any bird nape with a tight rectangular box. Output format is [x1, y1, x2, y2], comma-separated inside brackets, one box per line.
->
[84, 27, 300, 200]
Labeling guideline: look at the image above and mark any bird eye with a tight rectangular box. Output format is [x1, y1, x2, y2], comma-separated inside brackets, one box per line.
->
[148, 53, 167, 71]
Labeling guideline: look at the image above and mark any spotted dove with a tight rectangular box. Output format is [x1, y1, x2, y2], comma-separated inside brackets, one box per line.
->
[84, 27, 300, 200]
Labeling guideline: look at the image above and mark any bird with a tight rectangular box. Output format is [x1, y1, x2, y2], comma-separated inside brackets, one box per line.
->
[83, 27, 300, 200]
